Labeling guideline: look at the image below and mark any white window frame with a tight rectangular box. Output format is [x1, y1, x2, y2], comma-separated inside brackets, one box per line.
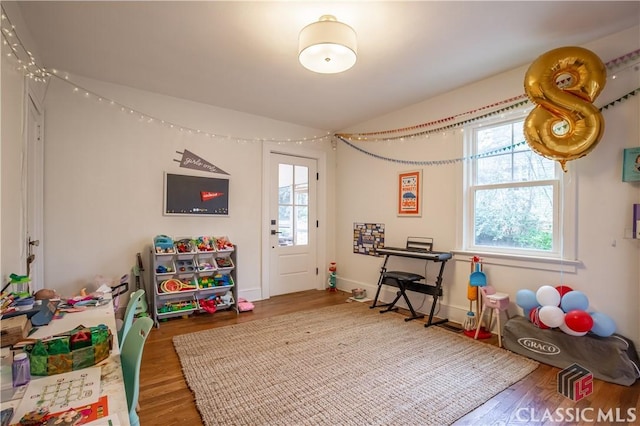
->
[456, 111, 579, 272]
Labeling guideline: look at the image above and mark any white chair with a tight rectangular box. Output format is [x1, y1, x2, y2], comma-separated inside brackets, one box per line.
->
[474, 285, 510, 347]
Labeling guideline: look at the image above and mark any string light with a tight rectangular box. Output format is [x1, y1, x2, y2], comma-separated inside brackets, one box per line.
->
[2, 4, 638, 147]
[0, 5, 331, 146]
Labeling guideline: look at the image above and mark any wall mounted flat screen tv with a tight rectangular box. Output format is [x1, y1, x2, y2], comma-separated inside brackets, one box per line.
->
[164, 172, 229, 216]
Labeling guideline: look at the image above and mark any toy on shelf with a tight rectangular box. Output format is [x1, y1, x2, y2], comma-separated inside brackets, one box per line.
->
[195, 236, 216, 252]
[158, 300, 197, 314]
[215, 236, 234, 251]
[198, 273, 233, 289]
[155, 264, 174, 274]
[197, 261, 215, 272]
[198, 275, 216, 289]
[158, 278, 197, 293]
[175, 238, 196, 253]
[151, 233, 238, 327]
[154, 235, 175, 254]
[215, 257, 234, 269]
[175, 259, 196, 273]
[199, 298, 217, 313]
[213, 273, 233, 287]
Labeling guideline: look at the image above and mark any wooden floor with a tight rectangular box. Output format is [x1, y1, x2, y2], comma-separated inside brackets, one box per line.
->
[138, 290, 640, 425]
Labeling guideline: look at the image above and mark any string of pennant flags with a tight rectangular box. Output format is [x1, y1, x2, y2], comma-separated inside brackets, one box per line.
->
[338, 87, 640, 166]
[337, 49, 640, 141]
[336, 99, 532, 142]
[2, 5, 639, 148]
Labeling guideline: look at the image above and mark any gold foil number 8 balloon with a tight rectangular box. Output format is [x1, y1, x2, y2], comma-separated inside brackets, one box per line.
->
[523, 46, 606, 172]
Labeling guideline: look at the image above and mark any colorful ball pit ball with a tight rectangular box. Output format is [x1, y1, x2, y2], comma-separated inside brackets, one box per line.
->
[528, 307, 550, 329]
[536, 285, 561, 307]
[516, 289, 539, 312]
[564, 310, 593, 333]
[590, 312, 617, 337]
[538, 305, 565, 328]
[560, 290, 589, 312]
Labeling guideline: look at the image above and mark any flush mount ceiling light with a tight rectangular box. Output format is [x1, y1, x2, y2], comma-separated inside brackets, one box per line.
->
[298, 15, 357, 74]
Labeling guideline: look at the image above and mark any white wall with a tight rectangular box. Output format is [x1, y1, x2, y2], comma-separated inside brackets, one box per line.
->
[336, 26, 640, 345]
[40, 75, 333, 299]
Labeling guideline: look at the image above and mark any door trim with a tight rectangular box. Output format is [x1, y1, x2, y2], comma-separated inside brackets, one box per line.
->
[261, 143, 327, 300]
[25, 81, 45, 291]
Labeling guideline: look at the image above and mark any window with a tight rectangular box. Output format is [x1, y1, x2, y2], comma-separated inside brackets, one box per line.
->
[462, 114, 572, 260]
[278, 164, 309, 247]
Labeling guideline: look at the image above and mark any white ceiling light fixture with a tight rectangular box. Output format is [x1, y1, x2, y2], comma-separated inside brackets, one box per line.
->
[298, 15, 357, 74]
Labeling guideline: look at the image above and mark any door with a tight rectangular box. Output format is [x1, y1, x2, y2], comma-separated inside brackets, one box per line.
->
[26, 93, 44, 291]
[269, 154, 317, 296]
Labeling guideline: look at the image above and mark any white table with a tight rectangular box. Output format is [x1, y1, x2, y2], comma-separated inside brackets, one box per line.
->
[0, 296, 130, 425]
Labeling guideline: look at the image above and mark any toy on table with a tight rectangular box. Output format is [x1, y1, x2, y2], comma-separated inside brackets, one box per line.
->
[34, 289, 58, 300]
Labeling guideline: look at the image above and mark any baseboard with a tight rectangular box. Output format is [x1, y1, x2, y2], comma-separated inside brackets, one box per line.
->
[238, 287, 262, 302]
[336, 277, 490, 330]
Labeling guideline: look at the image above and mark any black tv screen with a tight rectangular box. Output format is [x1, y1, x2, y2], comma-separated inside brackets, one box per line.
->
[164, 173, 229, 216]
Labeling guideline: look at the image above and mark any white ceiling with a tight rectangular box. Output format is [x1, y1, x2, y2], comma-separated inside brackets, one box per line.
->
[13, 1, 640, 131]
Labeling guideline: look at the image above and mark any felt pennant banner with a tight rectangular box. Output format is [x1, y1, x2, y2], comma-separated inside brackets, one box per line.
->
[174, 149, 230, 175]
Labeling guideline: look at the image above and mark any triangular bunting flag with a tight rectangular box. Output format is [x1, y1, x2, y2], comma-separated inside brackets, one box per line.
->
[174, 149, 230, 175]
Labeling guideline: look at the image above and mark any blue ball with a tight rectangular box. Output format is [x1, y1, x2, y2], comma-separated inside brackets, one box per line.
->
[590, 312, 616, 337]
[560, 290, 589, 312]
[516, 289, 539, 311]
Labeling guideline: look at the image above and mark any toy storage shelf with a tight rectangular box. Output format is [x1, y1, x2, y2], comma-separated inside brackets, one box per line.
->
[151, 235, 238, 328]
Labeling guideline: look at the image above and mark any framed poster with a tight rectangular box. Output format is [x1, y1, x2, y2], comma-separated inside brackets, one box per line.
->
[622, 147, 640, 182]
[164, 173, 229, 216]
[398, 170, 422, 216]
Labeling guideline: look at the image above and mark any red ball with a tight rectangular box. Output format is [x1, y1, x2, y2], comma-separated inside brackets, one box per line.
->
[555, 285, 573, 298]
[529, 306, 550, 329]
[564, 310, 594, 333]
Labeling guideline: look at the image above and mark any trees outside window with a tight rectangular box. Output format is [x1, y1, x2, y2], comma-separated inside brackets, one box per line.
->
[465, 116, 561, 256]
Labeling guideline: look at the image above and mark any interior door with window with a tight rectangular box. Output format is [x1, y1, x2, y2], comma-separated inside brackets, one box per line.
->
[269, 154, 317, 296]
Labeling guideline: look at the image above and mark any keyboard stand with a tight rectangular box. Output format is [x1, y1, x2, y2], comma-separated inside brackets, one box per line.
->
[370, 240, 451, 327]
[376, 271, 425, 321]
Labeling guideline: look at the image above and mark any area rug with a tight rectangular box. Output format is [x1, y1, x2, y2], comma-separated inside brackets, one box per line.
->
[173, 302, 538, 426]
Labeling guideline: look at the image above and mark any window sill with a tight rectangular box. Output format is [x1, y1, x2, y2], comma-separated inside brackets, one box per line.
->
[452, 250, 582, 273]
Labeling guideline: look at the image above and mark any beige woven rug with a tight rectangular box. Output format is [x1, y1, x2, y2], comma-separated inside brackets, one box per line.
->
[173, 302, 538, 426]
